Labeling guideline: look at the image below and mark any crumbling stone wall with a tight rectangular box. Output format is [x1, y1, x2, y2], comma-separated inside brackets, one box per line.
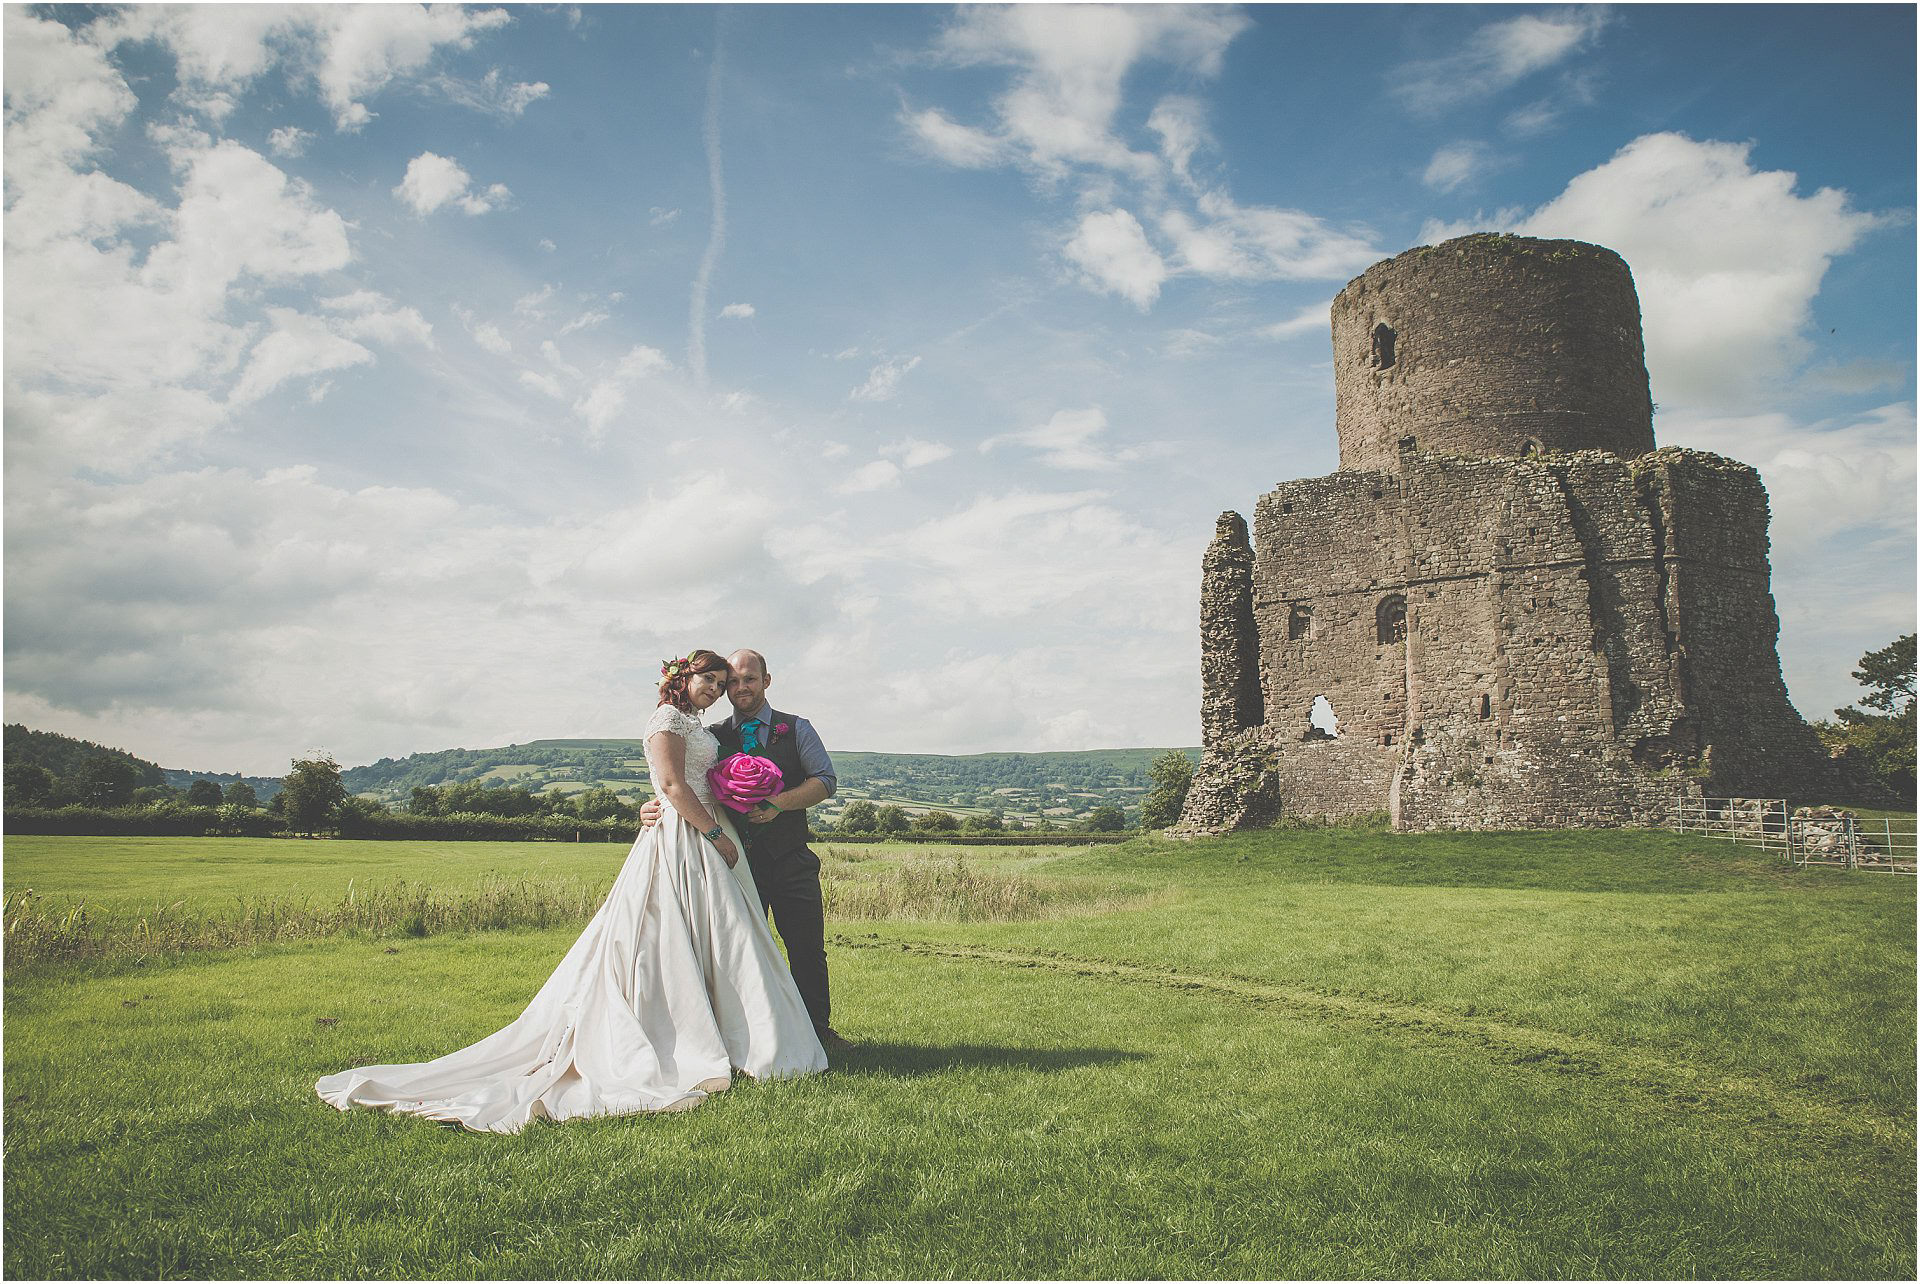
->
[1178, 233, 1863, 836]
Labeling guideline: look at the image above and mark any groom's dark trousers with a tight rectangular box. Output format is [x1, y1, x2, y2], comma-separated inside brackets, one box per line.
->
[715, 711, 831, 1032]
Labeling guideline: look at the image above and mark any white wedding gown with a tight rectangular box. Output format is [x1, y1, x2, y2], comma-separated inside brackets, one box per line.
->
[315, 704, 827, 1133]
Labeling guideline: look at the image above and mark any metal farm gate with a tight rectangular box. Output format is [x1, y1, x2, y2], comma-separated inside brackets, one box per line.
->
[1673, 794, 1916, 874]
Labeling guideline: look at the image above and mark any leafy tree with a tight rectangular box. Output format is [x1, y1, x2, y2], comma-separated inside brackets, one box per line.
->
[131, 785, 180, 806]
[1853, 634, 1915, 713]
[1819, 633, 1917, 803]
[224, 781, 260, 809]
[5, 763, 54, 807]
[567, 787, 634, 824]
[409, 786, 443, 816]
[913, 809, 960, 833]
[961, 811, 1003, 834]
[1083, 804, 1127, 833]
[75, 756, 139, 807]
[1139, 750, 1195, 829]
[185, 779, 225, 807]
[281, 755, 348, 833]
[874, 805, 910, 835]
[837, 800, 878, 834]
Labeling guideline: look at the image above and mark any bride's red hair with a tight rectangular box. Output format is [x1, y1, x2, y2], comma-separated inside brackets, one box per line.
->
[657, 649, 731, 713]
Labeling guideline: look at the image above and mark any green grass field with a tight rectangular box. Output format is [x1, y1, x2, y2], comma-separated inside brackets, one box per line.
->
[4, 829, 1913, 1278]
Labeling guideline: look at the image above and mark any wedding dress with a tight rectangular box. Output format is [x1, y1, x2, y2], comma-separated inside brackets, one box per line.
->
[315, 703, 827, 1133]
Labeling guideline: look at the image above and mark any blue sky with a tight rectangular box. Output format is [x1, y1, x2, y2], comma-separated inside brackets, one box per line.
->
[5, 3, 1914, 775]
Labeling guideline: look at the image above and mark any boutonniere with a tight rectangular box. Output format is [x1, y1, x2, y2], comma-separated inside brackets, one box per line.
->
[772, 722, 791, 739]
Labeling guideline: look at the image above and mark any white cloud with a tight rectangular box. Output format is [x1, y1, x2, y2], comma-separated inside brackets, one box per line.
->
[836, 460, 902, 494]
[571, 345, 672, 441]
[320, 291, 434, 348]
[518, 370, 566, 400]
[88, 4, 516, 132]
[1258, 302, 1332, 341]
[392, 152, 510, 216]
[927, 5, 1250, 180]
[850, 355, 923, 402]
[881, 438, 955, 469]
[1064, 209, 1166, 309]
[4, 21, 353, 468]
[1393, 7, 1609, 113]
[558, 309, 611, 336]
[1159, 328, 1222, 359]
[649, 206, 680, 227]
[1159, 190, 1379, 283]
[1436, 133, 1890, 409]
[229, 307, 374, 405]
[1803, 359, 1909, 395]
[719, 302, 756, 320]
[453, 305, 513, 356]
[981, 406, 1160, 472]
[538, 238, 557, 253]
[902, 107, 1007, 168]
[1146, 95, 1209, 188]
[431, 67, 550, 119]
[1423, 141, 1492, 193]
[267, 125, 313, 158]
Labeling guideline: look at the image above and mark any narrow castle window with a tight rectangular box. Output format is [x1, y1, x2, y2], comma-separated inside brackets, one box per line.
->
[1398, 435, 1417, 455]
[1288, 604, 1313, 641]
[1376, 594, 1407, 644]
[1371, 323, 1396, 369]
[1480, 694, 1492, 720]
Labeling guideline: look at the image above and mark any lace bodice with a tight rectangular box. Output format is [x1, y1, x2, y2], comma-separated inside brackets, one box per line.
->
[644, 704, 720, 811]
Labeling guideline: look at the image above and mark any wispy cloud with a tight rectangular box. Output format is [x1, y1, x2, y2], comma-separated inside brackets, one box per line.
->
[1392, 7, 1609, 114]
[849, 355, 922, 402]
[981, 406, 1159, 471]
[719, 302, 755, 319]
[1422, 141, 1496, 193]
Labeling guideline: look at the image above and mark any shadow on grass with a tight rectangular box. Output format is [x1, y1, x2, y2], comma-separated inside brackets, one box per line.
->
[828, 1040, 1145, 1079]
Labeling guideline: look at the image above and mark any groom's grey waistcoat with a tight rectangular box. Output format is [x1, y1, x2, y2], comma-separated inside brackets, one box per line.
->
[714, 709, 811, 863]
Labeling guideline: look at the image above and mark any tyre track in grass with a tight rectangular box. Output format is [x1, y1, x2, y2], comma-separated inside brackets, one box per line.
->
[833, 934, 1915, 1159]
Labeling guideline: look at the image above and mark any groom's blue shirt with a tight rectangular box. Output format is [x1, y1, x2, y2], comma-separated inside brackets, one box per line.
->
[714, 701, 837, 797]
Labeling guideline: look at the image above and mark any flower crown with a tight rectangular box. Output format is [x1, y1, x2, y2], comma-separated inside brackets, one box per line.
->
[657, 651, 700, 689]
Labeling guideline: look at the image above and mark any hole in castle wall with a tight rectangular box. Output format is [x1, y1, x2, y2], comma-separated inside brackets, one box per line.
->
[1371, 323, 1396, 369]
[1376, 594, 1407, 644]
[1480, 694, 1492, 719]
[1306, 695, 1340, 740]
[1288, 605, 1313, 640]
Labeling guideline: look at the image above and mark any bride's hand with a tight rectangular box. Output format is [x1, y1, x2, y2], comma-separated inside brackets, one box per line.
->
[713, 833, 740, 868]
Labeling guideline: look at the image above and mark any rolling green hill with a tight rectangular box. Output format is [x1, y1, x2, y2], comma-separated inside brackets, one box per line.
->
[340, 740, 1202, 825]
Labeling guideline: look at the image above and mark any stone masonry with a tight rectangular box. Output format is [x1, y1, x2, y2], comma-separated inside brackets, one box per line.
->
[1178, 233, 1859, 833]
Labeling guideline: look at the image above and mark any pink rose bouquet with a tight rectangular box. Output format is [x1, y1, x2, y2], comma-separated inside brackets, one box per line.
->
[708, 753, 784, 813]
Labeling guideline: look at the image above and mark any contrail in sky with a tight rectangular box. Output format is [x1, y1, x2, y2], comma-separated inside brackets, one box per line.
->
[688, 37, 725, 388]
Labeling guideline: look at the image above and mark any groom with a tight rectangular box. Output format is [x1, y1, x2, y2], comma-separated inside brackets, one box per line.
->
[641, 648, 849, 1053]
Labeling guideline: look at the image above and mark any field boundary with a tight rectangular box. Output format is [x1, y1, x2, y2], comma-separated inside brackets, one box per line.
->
[836, 934, 1915, 1156]
[1672, 795, 1917, 873]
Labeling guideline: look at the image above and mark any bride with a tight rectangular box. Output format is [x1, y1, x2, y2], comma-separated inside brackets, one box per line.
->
[315, 649, 828, 1133]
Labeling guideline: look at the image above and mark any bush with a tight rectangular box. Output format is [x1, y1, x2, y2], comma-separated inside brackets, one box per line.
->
[3, 805, 280, 837]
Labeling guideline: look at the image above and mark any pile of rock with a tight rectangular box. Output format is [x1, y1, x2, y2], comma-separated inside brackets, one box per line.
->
[1791, 806, 1858, 860]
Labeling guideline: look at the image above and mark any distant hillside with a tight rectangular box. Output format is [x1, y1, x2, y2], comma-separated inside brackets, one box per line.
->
[5, 725, 166, 788]
[341, 739, 1202, 825]
[4, 725, 282, 800]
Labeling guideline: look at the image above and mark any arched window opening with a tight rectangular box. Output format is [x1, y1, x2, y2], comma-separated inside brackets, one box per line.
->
[1371, 323, 1396, 370]
[1480, 693, 1493, 720]
[1376, 594, 1407, 644]
[1306, 695, 1340, 740]
[1288, 604, 1313, 641]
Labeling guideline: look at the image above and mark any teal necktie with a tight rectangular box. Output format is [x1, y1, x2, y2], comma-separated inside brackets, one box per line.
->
[741, 718, 763, 753]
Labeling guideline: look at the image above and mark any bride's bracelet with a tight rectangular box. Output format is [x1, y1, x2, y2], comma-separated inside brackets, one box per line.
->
[703, 824, 725, 845]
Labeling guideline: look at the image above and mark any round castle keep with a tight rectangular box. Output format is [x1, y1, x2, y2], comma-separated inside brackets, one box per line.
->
[1331, 234, 1655, 471]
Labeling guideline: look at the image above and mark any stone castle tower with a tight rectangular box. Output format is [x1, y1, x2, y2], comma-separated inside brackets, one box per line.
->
[1179, 233, 1848, 833]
